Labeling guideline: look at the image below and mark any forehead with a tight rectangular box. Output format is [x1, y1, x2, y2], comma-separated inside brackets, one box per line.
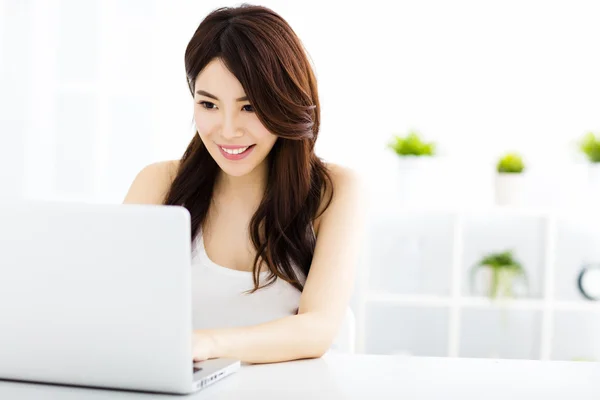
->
[194, 58, 245, 96]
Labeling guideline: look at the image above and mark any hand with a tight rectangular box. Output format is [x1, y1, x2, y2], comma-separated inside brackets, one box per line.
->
[192, 330, 218, 362]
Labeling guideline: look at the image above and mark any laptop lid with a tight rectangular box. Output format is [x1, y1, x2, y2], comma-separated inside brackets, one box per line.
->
[0, 201, 195, 393]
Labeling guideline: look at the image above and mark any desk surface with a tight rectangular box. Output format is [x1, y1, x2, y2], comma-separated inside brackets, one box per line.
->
[1, 354, 598, 399]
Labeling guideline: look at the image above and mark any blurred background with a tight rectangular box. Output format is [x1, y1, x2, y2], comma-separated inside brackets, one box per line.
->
[1, 0, 600, 361]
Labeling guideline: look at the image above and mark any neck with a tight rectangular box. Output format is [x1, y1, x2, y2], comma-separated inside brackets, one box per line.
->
[214, 160, 269, 203]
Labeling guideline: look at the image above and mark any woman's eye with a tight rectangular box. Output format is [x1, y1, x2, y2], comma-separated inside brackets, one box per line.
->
[242, 104, 255, 112]
[199, 101, 217, 110]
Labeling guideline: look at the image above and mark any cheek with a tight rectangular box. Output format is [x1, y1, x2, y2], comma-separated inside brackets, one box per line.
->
[248, 119, 276, 144]
[195, 115, 215, 138]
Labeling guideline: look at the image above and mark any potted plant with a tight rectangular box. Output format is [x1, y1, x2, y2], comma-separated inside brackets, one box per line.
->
[387, 130, 436, 157]
[579, 132, 600, 184]
[470, 250, 529, 299]
[387, 130, 436, 205]
[494, 152, 525, 206]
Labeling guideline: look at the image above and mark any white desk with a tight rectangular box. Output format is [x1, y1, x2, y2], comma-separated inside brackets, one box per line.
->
[0, 354, 598, 399]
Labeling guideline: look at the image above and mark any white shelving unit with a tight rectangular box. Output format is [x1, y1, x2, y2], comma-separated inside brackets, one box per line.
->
[355, 206, 600, 361]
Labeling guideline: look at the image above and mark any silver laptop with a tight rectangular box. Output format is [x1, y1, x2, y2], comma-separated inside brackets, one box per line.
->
[0, 200, 240, 394]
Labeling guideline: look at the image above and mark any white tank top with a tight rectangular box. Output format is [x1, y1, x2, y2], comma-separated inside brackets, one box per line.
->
[190, 233, 304, 330]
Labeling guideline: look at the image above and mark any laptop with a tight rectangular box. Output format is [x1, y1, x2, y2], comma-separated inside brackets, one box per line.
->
[0, 200, 240, 394]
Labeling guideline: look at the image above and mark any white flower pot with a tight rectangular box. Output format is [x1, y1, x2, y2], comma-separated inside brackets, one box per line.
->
[472, 266, 528, 298]
[396, 156, 432, 206]
[585, 163, 600, 205]
[494, 173, 525, 207]
[588, 163, 600, 184]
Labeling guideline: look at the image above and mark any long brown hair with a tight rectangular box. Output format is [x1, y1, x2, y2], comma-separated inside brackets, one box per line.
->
[164, 4, 333, 292]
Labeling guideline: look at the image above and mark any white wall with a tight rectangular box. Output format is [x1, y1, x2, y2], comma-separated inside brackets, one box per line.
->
[2, 0, 599, 204]
[0, 0, 28, 199]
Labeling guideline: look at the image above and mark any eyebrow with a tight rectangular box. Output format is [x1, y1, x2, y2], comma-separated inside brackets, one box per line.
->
[195, 90, 248, 102]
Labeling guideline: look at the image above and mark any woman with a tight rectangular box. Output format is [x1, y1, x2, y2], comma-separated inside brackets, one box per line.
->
[124, 4, 363, 364]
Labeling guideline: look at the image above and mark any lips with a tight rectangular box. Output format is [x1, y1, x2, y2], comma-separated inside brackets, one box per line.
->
[217, 144, 256, 161]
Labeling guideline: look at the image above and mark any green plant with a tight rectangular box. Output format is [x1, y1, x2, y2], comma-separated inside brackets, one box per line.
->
[387, 131, 435, 157]
[470, 250, 528, 299]
[579, 132, 600, 163]
[497, 152, 525, 173]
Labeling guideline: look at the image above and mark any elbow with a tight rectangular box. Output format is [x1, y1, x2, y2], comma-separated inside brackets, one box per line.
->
[302, 321, 337, 359]
[305, 341, 330, 359]
[294, 311, 341, 360]
[314, 346, 330, 358]
[301, 346, 328, 361]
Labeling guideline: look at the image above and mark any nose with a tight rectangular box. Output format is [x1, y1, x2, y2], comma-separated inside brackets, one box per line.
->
[220, 112, 243, 140]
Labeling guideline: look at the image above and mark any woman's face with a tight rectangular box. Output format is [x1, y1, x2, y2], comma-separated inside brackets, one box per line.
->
[193, 58, 278, 178]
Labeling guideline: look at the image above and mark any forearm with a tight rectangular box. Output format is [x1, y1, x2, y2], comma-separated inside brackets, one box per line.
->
[202, 312, 335, 364]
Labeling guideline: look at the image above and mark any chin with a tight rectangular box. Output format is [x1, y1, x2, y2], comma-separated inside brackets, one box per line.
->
[214, 160, 258, 177]
[220, 166, 254, 177]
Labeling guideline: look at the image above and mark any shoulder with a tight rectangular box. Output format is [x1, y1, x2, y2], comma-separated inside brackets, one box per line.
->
[122, 160, 180, 204]
[314, 163, 364, 233]
[326, 163, 365, 212]
[326, 163, 362, 193]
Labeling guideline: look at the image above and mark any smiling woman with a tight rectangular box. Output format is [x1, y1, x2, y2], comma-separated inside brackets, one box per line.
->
[123, 4, 364, 365]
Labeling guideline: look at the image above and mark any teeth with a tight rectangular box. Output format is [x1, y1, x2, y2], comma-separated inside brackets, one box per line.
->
[221, 146, 249, 155]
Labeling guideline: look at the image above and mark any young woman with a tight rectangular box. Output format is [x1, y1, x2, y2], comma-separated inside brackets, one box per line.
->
[124, 4, 364, 364]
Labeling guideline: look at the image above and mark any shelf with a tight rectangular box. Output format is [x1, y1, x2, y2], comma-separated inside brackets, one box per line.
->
[366, 292, 600, 312]
[366, 292, 546, 310]
[370, 205, 600, 219]
[553, 300, 600, 312]
[357, 208, 600, 359]
[460, 297, 544, 310]
[552, 310, 600, 362]
[367, 293, 451, 307]
[459, 308, 542, 360]
[365, 213, 455, 296]
[461, 212, 547, 298]
[365, 304, 449, 356]
[553, 216, 600, 301]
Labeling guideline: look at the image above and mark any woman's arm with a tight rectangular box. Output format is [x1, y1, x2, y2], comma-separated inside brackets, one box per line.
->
[194, 166, 366, 364]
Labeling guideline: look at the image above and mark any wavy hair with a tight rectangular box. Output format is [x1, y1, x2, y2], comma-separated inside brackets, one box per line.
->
[163, 4, 333, 292]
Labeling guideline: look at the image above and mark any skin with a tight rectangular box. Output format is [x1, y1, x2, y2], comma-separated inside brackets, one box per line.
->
[123, 58, 365, 364]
